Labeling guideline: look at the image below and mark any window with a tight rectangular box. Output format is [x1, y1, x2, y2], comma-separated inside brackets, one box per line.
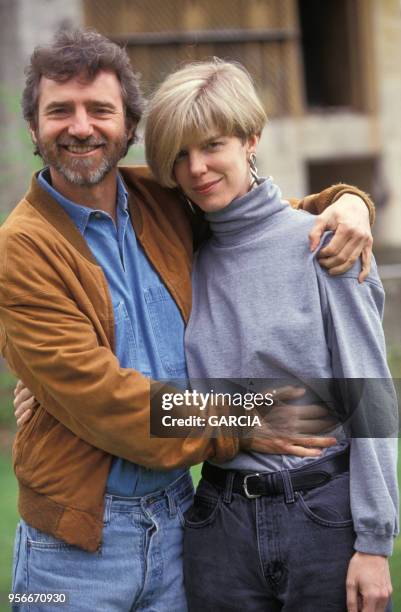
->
[308, 156, 387, 208]
[298, 0, 368, 111]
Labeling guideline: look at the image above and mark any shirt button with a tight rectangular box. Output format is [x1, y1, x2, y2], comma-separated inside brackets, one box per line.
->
[94, 212, 102, 219]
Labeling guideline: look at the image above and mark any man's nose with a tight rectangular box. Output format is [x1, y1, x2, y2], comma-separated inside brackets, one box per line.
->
[68, 110, 94, 139]
[188, 151, 207, 176]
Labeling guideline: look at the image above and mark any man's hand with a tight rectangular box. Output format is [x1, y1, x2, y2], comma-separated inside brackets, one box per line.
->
[346, 552, 392, 612]
[240, 385, 338, 457]
[14, 379, 338, 458]
[309, 194, 373, 283]
[262, 386, 338, 436]
[13, 379, 36, 428]
[241, 434, 337, 457]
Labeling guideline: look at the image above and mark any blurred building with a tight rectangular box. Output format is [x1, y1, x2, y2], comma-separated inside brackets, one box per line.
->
[1, 0, 401, 249]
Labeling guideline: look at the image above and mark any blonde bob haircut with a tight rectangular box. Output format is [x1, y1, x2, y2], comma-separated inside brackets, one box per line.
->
[145, 58, 267, 188]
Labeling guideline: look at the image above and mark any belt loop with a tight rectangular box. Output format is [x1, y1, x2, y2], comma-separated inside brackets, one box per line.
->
[166, 489, 177, 518]
[103, 494, 112, 525]
[280, 469, 295, 504]
[223, 471, 235, 504]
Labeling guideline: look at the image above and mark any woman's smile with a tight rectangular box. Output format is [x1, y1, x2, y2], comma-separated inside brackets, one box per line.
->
[192, 178, 223, 194]
[174, 135, 258, 212]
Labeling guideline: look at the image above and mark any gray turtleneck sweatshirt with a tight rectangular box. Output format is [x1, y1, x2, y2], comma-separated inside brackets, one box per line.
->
[185, 178, 399, 556]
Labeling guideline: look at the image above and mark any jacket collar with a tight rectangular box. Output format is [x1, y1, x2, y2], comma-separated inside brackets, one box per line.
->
[25, 172, 99, 265]
[24, 168, 147, 264]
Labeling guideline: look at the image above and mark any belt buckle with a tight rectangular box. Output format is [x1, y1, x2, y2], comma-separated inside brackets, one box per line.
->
[243, 473, 261, 499]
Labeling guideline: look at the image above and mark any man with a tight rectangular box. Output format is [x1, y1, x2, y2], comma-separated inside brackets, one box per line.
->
[1, 29, 375, 611]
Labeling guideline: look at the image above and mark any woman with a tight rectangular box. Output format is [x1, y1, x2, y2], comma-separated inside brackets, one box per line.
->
[144, 60, 398, 611]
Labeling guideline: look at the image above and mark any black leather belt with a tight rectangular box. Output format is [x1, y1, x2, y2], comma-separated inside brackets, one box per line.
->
[202, 449, 349, 499]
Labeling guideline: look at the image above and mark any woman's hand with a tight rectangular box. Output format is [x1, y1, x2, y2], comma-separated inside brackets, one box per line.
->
[13, 379, 36, 428]
[346, 552, 392, 612]
[309, 193, 373, 282]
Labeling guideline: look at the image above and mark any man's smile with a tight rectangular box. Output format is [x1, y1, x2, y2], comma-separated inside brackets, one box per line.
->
[59, 143, 105, 156]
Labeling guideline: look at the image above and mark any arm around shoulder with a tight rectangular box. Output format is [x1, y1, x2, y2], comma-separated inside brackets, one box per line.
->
[290, 183, 375, 225]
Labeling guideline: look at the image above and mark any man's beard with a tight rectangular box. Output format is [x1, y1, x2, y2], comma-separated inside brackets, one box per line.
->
[35, 133, 129, 186]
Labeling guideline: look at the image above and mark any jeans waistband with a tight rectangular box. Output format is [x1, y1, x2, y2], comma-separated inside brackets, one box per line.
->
[104, 470, 194, 513]
[202, 447, 349, 500]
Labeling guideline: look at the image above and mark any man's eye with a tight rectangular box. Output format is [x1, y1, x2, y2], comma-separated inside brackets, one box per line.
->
[48, 108, 68, 115]
[93, 107, 112, 115]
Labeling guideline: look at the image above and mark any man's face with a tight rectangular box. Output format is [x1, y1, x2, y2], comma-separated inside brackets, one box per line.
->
[32, 70, 134, 186]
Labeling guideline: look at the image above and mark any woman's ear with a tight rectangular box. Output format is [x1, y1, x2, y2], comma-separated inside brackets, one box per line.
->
[246, 134, 259, 155]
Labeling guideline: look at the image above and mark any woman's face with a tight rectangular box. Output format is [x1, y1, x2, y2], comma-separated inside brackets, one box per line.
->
[173, 134, 258, 213]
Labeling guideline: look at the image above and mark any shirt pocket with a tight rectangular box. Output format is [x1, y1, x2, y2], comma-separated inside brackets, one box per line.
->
[113, 301, 137, 369]
[144, 285, 187, 377]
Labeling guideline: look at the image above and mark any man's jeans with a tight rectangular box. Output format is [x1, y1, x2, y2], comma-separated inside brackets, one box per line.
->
[12, 472, 193, 611]
[184, 463, 391, 612]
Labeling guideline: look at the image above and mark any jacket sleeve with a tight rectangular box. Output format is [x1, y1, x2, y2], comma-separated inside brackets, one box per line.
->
[315, 256, 399, 556]
[0, 233, 239, 470]
[288, 183, 375, 225]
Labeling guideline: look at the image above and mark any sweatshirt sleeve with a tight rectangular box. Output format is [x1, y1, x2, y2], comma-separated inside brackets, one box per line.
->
[315, 256, 399, 556]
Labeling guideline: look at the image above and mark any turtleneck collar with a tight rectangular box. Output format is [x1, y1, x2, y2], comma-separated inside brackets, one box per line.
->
[204, 177, 288, 246]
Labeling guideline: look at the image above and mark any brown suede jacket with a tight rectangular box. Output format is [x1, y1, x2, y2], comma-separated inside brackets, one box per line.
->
[0, 166, 374, 551]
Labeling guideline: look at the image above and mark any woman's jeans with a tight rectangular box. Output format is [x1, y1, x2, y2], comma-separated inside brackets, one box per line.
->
[184, 461, 391, 612]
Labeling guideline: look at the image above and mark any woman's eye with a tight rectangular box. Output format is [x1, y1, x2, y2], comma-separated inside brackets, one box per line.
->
[175, 150, 188, 162]
[206, 141, 223, 150]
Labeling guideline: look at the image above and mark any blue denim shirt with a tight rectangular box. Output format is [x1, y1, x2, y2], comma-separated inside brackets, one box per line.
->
[38, 169, 187, 495]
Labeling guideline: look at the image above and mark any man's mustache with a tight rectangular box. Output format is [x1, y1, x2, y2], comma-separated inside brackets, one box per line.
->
[57, 137, 107, 147]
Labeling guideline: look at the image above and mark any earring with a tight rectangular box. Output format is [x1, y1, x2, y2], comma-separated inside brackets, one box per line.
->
[178, 186, 196, 213]
[185, 197, 195, 214]
[249, 153, 261, 185]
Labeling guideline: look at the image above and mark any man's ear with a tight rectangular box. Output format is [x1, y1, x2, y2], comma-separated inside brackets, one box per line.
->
[29, 124, 38, 145]
[126, 119, 137, 142]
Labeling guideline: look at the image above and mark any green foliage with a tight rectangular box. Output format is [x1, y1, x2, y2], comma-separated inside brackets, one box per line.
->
[190, 463, 202, 486]
[0, 452, 17, 605]
[0, 86, 21, 116]
[0, 86, 41, 166]
[388, 346, 401, 378]
[0, 371, 16, 430]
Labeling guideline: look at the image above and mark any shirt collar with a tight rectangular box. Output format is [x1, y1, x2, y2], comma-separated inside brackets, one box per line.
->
[37, 167, 128, 234]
